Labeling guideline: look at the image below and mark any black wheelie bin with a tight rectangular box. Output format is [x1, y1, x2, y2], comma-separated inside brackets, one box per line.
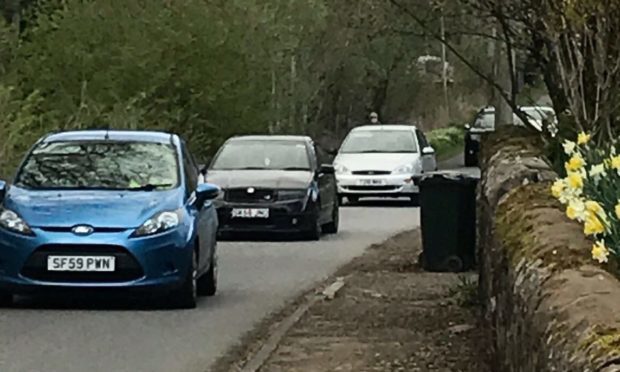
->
[418, 170, 479, 272]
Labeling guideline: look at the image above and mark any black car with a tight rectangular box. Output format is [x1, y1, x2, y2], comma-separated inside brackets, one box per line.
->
[204, 135, 339, 240]
[464, 106, 495, 166]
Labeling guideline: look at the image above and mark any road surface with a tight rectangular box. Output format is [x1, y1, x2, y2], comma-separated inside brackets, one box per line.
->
[0, 157, 476, 372]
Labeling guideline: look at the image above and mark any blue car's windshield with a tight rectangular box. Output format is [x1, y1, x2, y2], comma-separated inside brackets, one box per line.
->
[14, 141, 180, 191]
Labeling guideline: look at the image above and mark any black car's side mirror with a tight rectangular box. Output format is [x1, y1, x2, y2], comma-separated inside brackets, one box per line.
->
[464, 123, 471, 130]
[319, 164, 335, 175]
[0, 180, 6, 201]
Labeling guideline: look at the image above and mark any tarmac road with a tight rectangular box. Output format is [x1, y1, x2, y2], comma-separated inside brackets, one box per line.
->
[0, 205, 420, 372]
[0, 156, 476, 372]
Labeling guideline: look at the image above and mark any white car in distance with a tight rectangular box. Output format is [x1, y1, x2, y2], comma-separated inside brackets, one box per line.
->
[333, 125, 437, 205]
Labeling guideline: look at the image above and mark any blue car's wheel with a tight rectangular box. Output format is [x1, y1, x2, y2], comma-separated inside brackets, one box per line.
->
[0, 291, 12, 307]
[197, 254, 217, 297]
[168, 251, 198, 309]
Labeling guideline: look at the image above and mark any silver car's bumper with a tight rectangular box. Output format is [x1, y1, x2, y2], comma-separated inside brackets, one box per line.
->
[336, 174, 419, 197]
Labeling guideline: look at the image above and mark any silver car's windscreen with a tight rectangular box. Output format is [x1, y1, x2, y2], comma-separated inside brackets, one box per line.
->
[339, 130, 418, 153]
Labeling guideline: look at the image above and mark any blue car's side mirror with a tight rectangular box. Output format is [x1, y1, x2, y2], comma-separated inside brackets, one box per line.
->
[195, 183, 220, 203]
[0, 180, 6, 201]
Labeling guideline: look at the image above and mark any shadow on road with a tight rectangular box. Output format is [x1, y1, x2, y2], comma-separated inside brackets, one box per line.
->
[7, 291, 218, 311]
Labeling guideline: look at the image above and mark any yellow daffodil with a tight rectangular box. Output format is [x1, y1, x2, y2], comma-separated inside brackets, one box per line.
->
[584, 212, 606, 236]
[589, 163, 606, 178]
[567, 172, 584, 190]
[577, 132, 591, 145]
[585, 200, 604, 215]
[592, 241, 610, 263]
[563, 140, 577, 155]
[551, 179, 565, 199]
[611, 155, 620, 170]
[615, 201, 620, 219]
[566, 199, 586, 221]
[565, 154, 585, 172]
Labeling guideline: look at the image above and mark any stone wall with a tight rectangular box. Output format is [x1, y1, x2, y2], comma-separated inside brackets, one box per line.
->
[478, 127, 620, 372]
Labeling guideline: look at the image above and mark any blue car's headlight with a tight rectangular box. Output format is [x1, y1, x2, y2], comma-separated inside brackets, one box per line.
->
[133, 209, 182, 237]
[0, 208, 34, 236]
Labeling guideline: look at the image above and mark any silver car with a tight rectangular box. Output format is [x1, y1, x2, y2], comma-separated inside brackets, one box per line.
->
[333, 125, 437, 204]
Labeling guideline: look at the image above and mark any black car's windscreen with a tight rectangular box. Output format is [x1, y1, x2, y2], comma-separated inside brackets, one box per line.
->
[14, 141, 180, 190]
[339, 130, 418, 153]
[211, 140, 311, 170]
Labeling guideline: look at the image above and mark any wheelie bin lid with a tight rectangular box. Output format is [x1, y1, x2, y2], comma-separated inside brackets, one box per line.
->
[420, 170, 480, 184]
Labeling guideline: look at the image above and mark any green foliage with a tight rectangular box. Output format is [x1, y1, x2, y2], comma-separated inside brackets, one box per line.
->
[0, 0, 491, 178]
[427, 125, 464, 159]
[0, 85, 46, 178]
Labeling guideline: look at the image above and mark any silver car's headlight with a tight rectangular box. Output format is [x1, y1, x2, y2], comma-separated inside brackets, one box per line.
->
[133, 209, 182, 237]
[0, 208, 34, 236]
[393, 164, 414, 175]
[334, 164, 350, 175]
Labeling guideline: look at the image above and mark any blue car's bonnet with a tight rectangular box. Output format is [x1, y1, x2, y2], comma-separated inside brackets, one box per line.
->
[4, 187, 184, 228]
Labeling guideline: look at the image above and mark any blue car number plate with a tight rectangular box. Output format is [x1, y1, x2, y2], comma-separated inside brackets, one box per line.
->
[47, 256, 116, 272]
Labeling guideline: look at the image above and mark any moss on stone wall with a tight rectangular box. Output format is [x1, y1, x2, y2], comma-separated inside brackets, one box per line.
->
[495, 182, 591, 272]
[580, 326, 620, 365]
[480, 126, 544, 165]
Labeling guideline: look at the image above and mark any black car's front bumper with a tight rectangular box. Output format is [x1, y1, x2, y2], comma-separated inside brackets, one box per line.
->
[215, 200, 316, 234]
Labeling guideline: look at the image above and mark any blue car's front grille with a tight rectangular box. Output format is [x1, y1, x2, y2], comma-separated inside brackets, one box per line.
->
[38, 227, 128, 233]
[21, 244, 144, 283]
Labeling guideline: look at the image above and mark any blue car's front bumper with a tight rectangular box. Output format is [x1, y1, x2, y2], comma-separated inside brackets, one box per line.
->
[0, 226, 193, 294]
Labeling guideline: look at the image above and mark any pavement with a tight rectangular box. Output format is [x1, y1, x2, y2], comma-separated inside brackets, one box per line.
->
[0, 155, 477, 372]
[218, 231, 490, 372]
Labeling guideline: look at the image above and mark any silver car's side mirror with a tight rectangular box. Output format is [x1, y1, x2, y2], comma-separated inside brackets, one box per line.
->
[422, 146, 435, 156]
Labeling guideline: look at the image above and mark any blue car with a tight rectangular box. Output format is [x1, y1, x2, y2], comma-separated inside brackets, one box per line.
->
[0, 130, 221, 309]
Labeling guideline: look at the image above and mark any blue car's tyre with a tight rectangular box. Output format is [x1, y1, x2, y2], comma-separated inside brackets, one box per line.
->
[197, 254, 217, 297]
[0, 291, 12, 307]
[169, 251, 198, 309]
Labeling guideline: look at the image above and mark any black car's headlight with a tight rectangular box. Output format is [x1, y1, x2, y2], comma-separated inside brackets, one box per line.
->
[277, 189, 308, 201]
[133, 209, 182, 237]
[0, 208, 34, 236]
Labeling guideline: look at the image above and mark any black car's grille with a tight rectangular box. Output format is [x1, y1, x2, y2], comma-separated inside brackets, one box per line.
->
[225, 188, 276, 203]
[351, 170, 392, 176]
[21, 244, 143, 283]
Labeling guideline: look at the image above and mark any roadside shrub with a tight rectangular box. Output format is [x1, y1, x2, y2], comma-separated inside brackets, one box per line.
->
[551, 133, 620, 267]
[427, 126, 464, 159]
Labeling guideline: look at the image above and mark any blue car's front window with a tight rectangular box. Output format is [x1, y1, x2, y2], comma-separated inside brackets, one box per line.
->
[14, 141, 180, 191]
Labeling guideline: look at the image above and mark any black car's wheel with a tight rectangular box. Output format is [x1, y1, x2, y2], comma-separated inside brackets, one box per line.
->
[169, 250, 198, 309]
[322, 202, 339, 234]
[197, 253, 217, 297]
[303, 208, 322, 241]
[0, 291, 12, 307]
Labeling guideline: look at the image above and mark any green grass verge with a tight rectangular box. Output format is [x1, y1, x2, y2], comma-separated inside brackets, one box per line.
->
[427, 126, 464, 161]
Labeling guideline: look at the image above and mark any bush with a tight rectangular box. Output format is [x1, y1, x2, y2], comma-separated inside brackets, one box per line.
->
[427, 126, 464, 159]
